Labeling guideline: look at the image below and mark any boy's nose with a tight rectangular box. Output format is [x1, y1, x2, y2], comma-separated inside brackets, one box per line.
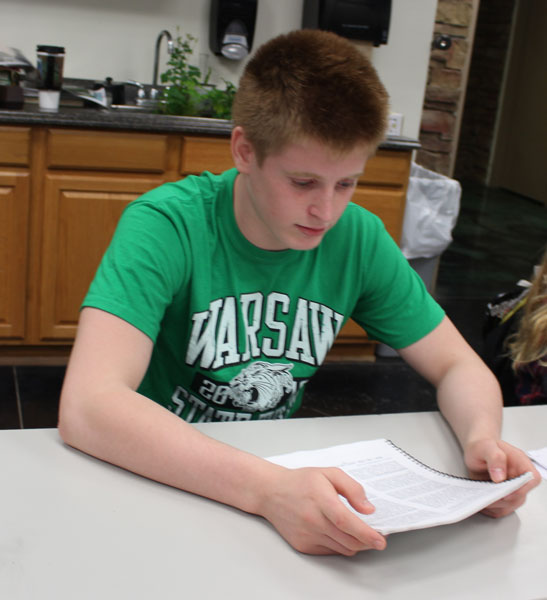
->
[309, 189, 335, 222]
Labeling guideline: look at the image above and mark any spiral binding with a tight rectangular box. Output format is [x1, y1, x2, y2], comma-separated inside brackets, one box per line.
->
[385, 439, 507, 484]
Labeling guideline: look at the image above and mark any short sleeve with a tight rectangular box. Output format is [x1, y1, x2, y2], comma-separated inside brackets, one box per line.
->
[351, 217, 445, 349]
[82, 199, 189, 342]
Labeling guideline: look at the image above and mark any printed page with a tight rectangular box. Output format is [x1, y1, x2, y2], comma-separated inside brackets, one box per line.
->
[268, 439, 533, 535]
[527, 447, 547, 479]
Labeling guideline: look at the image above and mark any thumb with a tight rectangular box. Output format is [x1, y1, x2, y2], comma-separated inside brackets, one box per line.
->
[485, 444, 508, 483]
[324, 467, 375, 514]
[466, 439, 508, 482]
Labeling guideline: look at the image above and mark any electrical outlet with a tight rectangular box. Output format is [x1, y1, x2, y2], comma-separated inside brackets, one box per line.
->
[387, 113, 403, 137]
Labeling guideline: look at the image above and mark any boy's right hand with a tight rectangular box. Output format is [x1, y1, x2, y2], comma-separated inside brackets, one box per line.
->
[255, 465, 386, 555]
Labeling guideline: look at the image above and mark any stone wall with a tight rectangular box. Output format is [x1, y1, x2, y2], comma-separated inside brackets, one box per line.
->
[415, 0, 476, 176]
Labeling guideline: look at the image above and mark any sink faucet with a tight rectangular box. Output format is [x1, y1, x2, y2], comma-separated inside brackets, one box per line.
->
[152, 30, 174, 97]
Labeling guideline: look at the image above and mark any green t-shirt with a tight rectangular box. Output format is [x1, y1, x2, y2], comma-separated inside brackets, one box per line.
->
[83, 168, 444, 422]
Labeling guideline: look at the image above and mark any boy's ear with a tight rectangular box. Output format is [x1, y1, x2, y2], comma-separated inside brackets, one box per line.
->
[231, 126, 256, 173]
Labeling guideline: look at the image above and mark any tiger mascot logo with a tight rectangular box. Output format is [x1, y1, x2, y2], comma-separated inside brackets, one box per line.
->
[229, 362, 295, 412]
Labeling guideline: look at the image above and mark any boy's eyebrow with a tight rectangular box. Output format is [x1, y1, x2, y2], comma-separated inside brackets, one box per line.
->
[286, 170, 364, 179]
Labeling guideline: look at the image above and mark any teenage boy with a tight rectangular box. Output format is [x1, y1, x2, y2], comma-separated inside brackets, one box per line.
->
[59, 29, 539, 556]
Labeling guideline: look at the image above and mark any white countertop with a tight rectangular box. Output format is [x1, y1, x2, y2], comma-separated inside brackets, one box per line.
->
[1, 406, 546, 599]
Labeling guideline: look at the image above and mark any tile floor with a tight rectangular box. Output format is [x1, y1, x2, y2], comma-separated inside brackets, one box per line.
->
[1, 184, 545, 429]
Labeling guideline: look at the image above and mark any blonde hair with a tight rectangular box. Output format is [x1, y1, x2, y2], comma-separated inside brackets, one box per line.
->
[508, 248, 547, 368]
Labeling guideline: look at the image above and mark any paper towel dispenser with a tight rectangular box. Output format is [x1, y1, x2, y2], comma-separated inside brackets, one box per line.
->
[302, 0, 392, 46]
[210, 0, 258, 60]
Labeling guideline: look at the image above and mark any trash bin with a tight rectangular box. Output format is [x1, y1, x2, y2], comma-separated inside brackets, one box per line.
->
[376, 162, 461, 357]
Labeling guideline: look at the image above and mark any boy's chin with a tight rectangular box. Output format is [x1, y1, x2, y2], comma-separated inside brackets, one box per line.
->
[288, 237, 325, 251]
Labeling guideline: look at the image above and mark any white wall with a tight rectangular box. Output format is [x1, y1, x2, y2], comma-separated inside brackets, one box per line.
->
[2, 0, 436, 138]
[373, 0, 437, 138]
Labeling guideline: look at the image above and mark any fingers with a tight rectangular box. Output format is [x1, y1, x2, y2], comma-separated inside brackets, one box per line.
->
[466, 439, 539, 483]
[321, 503, 386, 554]
[322, 467, 376, 514]
[481, 490, 527, 518]
[482, 447, 541, 518]
[320, 468, 386, 553]
[466, 439, 542, 518]
[499, 441, 542, 485]
[486, 450, 507, 483]
[258, 465, 386, 556]
[486, 445, 508, 483]
[465, 439, 507, 482]
[296, 510, 385, 556]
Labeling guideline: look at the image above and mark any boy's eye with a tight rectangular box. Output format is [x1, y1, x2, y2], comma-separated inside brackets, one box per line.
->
[290, 178, 357, 189]
[291, 179, 315, 188]
[337, 179, 357, 189]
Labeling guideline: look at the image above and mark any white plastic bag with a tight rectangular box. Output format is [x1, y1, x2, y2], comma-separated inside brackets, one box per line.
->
[400, 163, 461, 259]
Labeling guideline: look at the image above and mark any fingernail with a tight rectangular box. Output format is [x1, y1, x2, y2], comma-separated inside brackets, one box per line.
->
[374, 539, 385, 551]
[491, 468, 505, 482]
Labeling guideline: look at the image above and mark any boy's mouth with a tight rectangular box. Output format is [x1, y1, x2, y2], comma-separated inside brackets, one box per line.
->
[296, 225, 327, 237]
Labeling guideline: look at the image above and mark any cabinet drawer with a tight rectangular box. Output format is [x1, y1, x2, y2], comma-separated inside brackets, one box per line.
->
[46, 129, 170, 173]
[360, 149, 411, 187]
[181, 136, 234, 175]
[0, 126, 30, 166]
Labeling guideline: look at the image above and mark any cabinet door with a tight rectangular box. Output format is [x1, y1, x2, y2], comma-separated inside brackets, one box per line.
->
[38, 173, 164, 341]
[351, 186, 407, 243]
[329, 186, 406, 357]
[0, 171, 30, 339]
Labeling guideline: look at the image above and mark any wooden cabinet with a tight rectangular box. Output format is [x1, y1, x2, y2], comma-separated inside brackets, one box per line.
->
[0, 170, 30, 339]
[0, 127, 31, 341]
[181, 136, 234, 175]
[0, 124, 412, 360]
[45, 129, 173, 173]
[330, 149, 411, 360]
[0, 126, 31, 166]
[38, 173, 163, 340]
[331, 183, 408, 354]
[0, 126, 174, 349]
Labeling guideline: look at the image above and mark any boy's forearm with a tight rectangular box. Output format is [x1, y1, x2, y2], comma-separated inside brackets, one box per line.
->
[58, 386, 277, 516]
[398, 317, 504, 451]
[59, 386, 388, 556]
[435, 359, 503, 449]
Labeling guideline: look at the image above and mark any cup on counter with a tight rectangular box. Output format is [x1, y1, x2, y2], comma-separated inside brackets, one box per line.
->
[36, 45, 65, 111]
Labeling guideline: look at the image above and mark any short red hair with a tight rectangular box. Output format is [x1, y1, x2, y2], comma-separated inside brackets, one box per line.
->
[232, 29, 389, 163]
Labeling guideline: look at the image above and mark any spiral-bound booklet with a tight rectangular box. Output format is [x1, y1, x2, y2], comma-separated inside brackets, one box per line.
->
[267, 439, 533, 535]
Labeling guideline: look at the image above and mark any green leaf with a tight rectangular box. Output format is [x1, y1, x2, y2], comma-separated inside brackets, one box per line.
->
[157, 31, 237, 119]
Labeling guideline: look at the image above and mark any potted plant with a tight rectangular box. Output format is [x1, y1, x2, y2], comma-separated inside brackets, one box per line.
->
[158, 33, 236, 120]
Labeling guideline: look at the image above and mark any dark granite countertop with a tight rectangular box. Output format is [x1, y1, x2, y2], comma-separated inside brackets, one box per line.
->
[0, 104, 420, 150]
[0, 104, 234, 136]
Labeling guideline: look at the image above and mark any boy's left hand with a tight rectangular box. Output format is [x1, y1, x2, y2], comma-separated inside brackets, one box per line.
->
[464, 439, 541, 518]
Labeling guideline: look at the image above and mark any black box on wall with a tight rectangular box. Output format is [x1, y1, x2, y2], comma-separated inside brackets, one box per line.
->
[302, 0, 392, 46]
[210, 0, 258, 60]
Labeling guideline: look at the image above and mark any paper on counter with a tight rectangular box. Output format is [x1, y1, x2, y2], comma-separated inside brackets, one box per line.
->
[268, 439, 533, 535]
